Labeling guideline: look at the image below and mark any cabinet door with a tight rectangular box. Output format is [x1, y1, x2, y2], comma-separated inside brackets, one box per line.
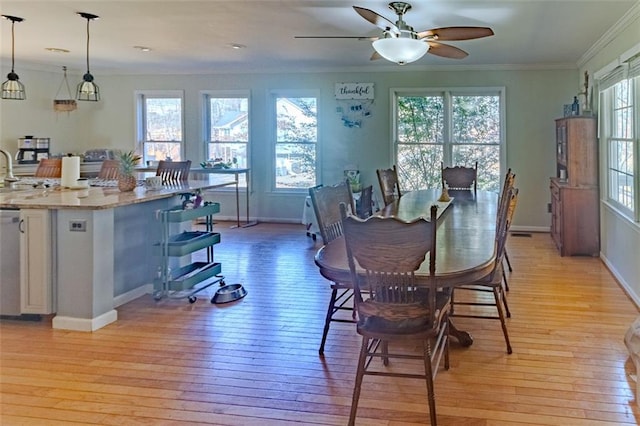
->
[20, 209, 55, 314]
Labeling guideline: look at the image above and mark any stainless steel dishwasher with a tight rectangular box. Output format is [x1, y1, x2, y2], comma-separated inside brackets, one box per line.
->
[0, 209, 21, 316]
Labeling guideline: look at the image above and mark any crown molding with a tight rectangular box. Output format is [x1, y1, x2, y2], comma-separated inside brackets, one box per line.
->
[578, 1, 640, 68]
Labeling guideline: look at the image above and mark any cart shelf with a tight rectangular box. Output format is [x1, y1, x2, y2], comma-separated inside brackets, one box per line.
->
[154, 201, 224, 303]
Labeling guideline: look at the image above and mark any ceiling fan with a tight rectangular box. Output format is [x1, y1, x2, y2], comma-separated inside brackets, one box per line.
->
[295, 2, 494, 65]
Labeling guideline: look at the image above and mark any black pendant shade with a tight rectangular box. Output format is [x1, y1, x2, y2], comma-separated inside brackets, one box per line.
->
[76, 12, 100, 101]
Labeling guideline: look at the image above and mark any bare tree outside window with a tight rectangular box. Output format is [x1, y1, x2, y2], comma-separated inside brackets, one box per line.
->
[395, 91, 502, 192]
[139, 95, 183, 162]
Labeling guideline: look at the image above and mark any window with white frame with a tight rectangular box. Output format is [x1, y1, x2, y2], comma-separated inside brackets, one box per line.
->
[271, 91, 318, 190]
[203, 91, 250, 187]
[135, 91, 184, 163]
[393, 89, 504, 192]
[597, 50, 640, 221]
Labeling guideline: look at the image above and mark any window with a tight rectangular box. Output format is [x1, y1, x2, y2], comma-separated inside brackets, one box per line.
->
[203, 91, 250, 186]
[393, 89, 504, 192]
[597, 47, 640, 221]
[136, 91, 184, 163]
[272, 92, 318, 190]
[600, 66, 639, 220]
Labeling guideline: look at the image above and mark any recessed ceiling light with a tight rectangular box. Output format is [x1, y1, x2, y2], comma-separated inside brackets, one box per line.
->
[133, 46, 152, 52]
[228, 43, 246, 50]
[45, 48, 70, 53]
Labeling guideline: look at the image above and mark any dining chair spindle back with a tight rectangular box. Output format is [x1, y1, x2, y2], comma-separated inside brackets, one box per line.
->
[156, 160, 191, 184]
[34, 158, 62, 178]
[97, 159, 121, 180]
[450, 186, 519, 354]
[341, 203, 450, 426]
[441, 161, 478, 193]
[308, 181, 357, 354]
[376, 165, 401, 206]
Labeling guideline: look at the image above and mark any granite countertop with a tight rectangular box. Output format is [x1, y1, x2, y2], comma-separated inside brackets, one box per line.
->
[0, 175, 237, 210]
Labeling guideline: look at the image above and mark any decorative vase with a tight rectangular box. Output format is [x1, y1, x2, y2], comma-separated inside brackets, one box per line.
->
[118, 174, 137, 192]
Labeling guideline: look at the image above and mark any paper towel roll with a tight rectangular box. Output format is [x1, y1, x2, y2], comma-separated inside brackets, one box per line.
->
[61, 156, 80, 188]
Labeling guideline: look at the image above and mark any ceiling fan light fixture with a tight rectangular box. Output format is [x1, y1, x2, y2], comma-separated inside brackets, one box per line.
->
[76, 12, 100, 102]
[1, 15, 26, 100]
[372, 37, 429, 65]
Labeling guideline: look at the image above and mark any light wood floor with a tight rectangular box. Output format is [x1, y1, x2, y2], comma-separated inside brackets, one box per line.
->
[1, 222, 639, 425]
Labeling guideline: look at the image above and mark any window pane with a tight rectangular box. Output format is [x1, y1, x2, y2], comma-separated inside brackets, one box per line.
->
[206, 96, 249, 188]
[396, 96, 444, 144]
[145, 98, 182, 141]
[276, 97, 317, 142]
[397, 144, 443, 191]
[396, 91, 502, 192]
[453, 145, 500, 192]
[144, 142, 181, 162]
[609, 139, 634, 209]
[275, 143, 316, 189]
[452, 95, 500, 144]
[274, 96, 317, 190]
[209, 98, 248, 142]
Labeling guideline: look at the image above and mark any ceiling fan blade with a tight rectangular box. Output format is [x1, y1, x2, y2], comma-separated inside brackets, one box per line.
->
[427, 41, 468, 59]
[370, 51, 382, 61]
[294, 35, 378, 41]
[418, 26, 494, 41]
[353, 6, 400, 36]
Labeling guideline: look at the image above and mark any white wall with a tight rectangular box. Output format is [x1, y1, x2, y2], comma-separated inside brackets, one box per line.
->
[581, 10, 640, 304]
[1, 65, 577, 228]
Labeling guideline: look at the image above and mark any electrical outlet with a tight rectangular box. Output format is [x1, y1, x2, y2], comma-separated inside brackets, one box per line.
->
[547, 203, 552, 213]
[69, 220, 87, 232]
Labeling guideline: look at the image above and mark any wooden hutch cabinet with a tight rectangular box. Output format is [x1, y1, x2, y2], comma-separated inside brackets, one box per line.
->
[550, 116, 599, 256]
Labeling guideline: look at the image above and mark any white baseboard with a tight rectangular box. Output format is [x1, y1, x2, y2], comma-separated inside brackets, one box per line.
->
[52, 309, 118, 332]
[113, 283, 153, 308]
[601, 253, 640, 308]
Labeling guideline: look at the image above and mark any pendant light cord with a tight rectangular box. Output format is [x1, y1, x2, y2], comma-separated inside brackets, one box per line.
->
[10, 19, 16, 72]
[85, 17, 91, 73]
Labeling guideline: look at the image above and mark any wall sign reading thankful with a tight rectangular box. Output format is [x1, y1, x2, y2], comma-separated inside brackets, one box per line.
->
[335, 83, 374, 128]
[335, 82, 374, 100]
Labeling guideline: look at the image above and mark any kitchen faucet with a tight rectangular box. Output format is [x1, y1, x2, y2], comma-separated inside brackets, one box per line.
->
[0, 149, 18, 182]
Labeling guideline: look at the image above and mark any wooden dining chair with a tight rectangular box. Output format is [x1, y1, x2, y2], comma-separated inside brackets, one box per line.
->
[97, 159, 121, 180]
[441, 161, 478, 193]
[341, 203, 449, 426]
[156, 160, 191, 183]
[355, 185, 373, 219]
[376, 165, 401, 206]
[451, 186, 519, 354]
[308, 181, 357, 355]
[34, 158, 62, 178]
[499, 168, 516, 291]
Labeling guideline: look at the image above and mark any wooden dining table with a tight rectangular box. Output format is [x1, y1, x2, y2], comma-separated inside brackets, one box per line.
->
[313, 188, 499, 346]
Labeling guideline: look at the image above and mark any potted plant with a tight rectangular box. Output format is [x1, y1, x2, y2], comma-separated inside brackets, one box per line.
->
[116, 150, 141, 192]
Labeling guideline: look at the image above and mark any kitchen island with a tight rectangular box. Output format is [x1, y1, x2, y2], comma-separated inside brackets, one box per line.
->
[0, 175, 236, 331]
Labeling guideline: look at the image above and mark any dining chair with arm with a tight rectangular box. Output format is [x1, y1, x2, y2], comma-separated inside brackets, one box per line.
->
[450, 186, 519, 354]
[34, 158, 62, 178]
[441, 161, 478, 193]
[499, 168, 516, 291]
[341, 203, 450, 426]
[97, 159, 121, 180]
[355, 184, 373, 219]
[376, 165, 401, 206]
[308, 181, 357, 355]
[156, 160, 192, 184]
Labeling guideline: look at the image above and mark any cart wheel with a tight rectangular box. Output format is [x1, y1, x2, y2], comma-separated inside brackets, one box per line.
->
[188, 296, 197, 304]
[153, 292, 162, 301]
[219, 280, 226, 286]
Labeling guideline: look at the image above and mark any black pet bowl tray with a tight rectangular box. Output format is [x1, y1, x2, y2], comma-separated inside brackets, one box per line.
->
[212, 283, 247, 304]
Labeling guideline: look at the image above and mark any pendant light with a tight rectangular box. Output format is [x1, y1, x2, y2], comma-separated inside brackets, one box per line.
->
[1, 15, 26, 100]
[76, 12, 100, 101]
